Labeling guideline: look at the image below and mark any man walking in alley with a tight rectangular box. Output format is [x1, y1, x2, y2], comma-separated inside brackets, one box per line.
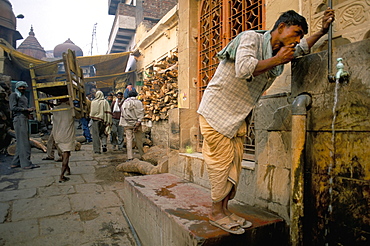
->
[197, 9, 335, 234]
[80, 93, 92, 144]
[120, 90, 144, 161]
[52, 98, 75, 183]
[90, 91, 112, 154]
[9, 81, 39, 169]
[111, 92, 124, 151]
[124, 83, 137, 100]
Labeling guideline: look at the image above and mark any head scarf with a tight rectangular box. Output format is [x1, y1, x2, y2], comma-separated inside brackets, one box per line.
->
[15, 81, 28, 97]
[90, 91, 112, 134]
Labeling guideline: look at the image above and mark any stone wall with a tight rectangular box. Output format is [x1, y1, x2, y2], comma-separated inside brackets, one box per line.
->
[253, 94, 293, 221]
[291, 39, 370, 245]
[253, 39, 370, 244]
[151, 120, 170, 148]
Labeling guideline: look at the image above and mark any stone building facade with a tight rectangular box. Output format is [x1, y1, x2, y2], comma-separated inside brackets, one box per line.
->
[110, 0, 370, 244]
[131, 0, 370, 244]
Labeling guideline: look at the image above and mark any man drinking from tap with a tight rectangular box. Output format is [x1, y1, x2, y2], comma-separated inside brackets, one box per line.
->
[198, 8, 335, 234]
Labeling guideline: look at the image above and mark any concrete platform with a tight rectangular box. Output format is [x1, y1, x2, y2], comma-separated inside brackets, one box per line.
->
[121, 173, 288, 246]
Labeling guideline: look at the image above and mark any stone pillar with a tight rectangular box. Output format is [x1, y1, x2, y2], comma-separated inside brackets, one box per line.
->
[174, 0, 199, 152]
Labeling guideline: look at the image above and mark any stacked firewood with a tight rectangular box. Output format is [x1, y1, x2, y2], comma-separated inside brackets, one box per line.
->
[0, 75, 12, 154]
[139, 53, 178, 122]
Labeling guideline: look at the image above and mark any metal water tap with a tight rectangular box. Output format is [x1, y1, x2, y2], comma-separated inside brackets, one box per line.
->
[335, 58, 350, 83]
[336, 58, 344, 79]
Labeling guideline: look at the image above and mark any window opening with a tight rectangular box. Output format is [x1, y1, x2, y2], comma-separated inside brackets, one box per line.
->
[197, 0, 264, 160]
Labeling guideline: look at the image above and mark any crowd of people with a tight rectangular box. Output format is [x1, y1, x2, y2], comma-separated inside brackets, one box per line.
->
[9, 82, 145, 183]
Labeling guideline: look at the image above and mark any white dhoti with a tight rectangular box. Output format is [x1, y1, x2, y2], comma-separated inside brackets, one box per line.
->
[199, 115, 246, 202]
[52, 103, 75, 152]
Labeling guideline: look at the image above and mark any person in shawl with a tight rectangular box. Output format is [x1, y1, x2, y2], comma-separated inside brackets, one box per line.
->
[90, 91, 112, 154]
[197, 9, 335, 234]
[111, 92, 124, 151]
[9, 81, 39, 169]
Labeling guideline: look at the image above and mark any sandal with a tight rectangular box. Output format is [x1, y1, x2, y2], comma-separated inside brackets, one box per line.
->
[229, 213, 252, 229]
[59, 176, 70, 183]
[23, 164, 40, 169]
[9, 165, 20, 169]
[209, 216, 245, 234]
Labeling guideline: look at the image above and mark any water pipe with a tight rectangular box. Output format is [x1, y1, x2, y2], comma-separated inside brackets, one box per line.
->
[327, 0, 335, 82]
[290, 93, 312, 245]
[120, 205, 142, 246]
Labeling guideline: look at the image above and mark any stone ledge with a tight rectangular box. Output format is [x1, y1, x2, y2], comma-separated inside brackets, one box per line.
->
[122, 173, 287, 246]
[179, 152, 256, 171]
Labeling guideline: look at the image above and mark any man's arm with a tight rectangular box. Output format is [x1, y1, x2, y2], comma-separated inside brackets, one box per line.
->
[253, 45, 296, 76]
[306, 8, 335, 48]
[135, 101, 145, 122]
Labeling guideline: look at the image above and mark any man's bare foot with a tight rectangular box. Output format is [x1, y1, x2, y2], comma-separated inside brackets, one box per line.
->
[65, 167, 71, 175]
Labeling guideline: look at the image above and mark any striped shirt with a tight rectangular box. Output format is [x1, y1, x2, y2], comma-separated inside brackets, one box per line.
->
[197, 31, 309, 138]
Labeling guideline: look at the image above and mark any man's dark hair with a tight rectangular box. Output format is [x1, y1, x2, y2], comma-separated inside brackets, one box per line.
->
[117, 92, 123, 96]
[272, 10, 308, 34]
[128, 90, 138, 97]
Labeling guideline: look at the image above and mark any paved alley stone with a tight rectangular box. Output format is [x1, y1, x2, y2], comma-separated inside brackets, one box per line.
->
[0, 188, 37, 202]
[12, 196, 71, 221]
[39, 213, 84, 236]
[0, 202, 9, 223]
[38, 184, 76, 197]
[0, 219, 39, 244]
[0, 127, 137, 245]
[75, 183, 104, 193]
[18, 176, 55, 189]
[69, 191, 122, 211]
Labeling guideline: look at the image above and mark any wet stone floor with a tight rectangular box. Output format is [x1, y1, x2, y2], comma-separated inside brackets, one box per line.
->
[0, 136, 139, 246]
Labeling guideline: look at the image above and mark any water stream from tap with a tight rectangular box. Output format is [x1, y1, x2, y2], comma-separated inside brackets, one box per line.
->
[324, 78, 340, 245]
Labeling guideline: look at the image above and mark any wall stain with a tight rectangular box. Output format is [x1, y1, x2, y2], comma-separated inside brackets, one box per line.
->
[263, 164, 275, 201]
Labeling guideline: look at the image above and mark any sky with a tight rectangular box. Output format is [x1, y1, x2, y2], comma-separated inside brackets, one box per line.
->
[11, 0, 115, 56]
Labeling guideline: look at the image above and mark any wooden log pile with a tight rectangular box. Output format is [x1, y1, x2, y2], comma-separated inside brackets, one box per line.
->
[0, 75, 12, 154]
[139, 53, 178, 122]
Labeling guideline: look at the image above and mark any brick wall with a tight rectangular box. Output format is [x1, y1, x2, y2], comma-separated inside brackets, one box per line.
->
[142, 0, 177, 20]
[118, 3, 136, 17]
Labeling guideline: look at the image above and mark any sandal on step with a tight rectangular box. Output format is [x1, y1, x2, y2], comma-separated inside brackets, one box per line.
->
[229, 213, 252, 229]
[209, 216, 245, 234]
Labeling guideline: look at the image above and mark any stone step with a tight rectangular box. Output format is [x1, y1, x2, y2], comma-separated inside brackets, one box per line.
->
[122, 173, 288, 246]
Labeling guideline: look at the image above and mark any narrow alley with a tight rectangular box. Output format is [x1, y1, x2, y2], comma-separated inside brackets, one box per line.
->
[0, 126, 138, 246]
